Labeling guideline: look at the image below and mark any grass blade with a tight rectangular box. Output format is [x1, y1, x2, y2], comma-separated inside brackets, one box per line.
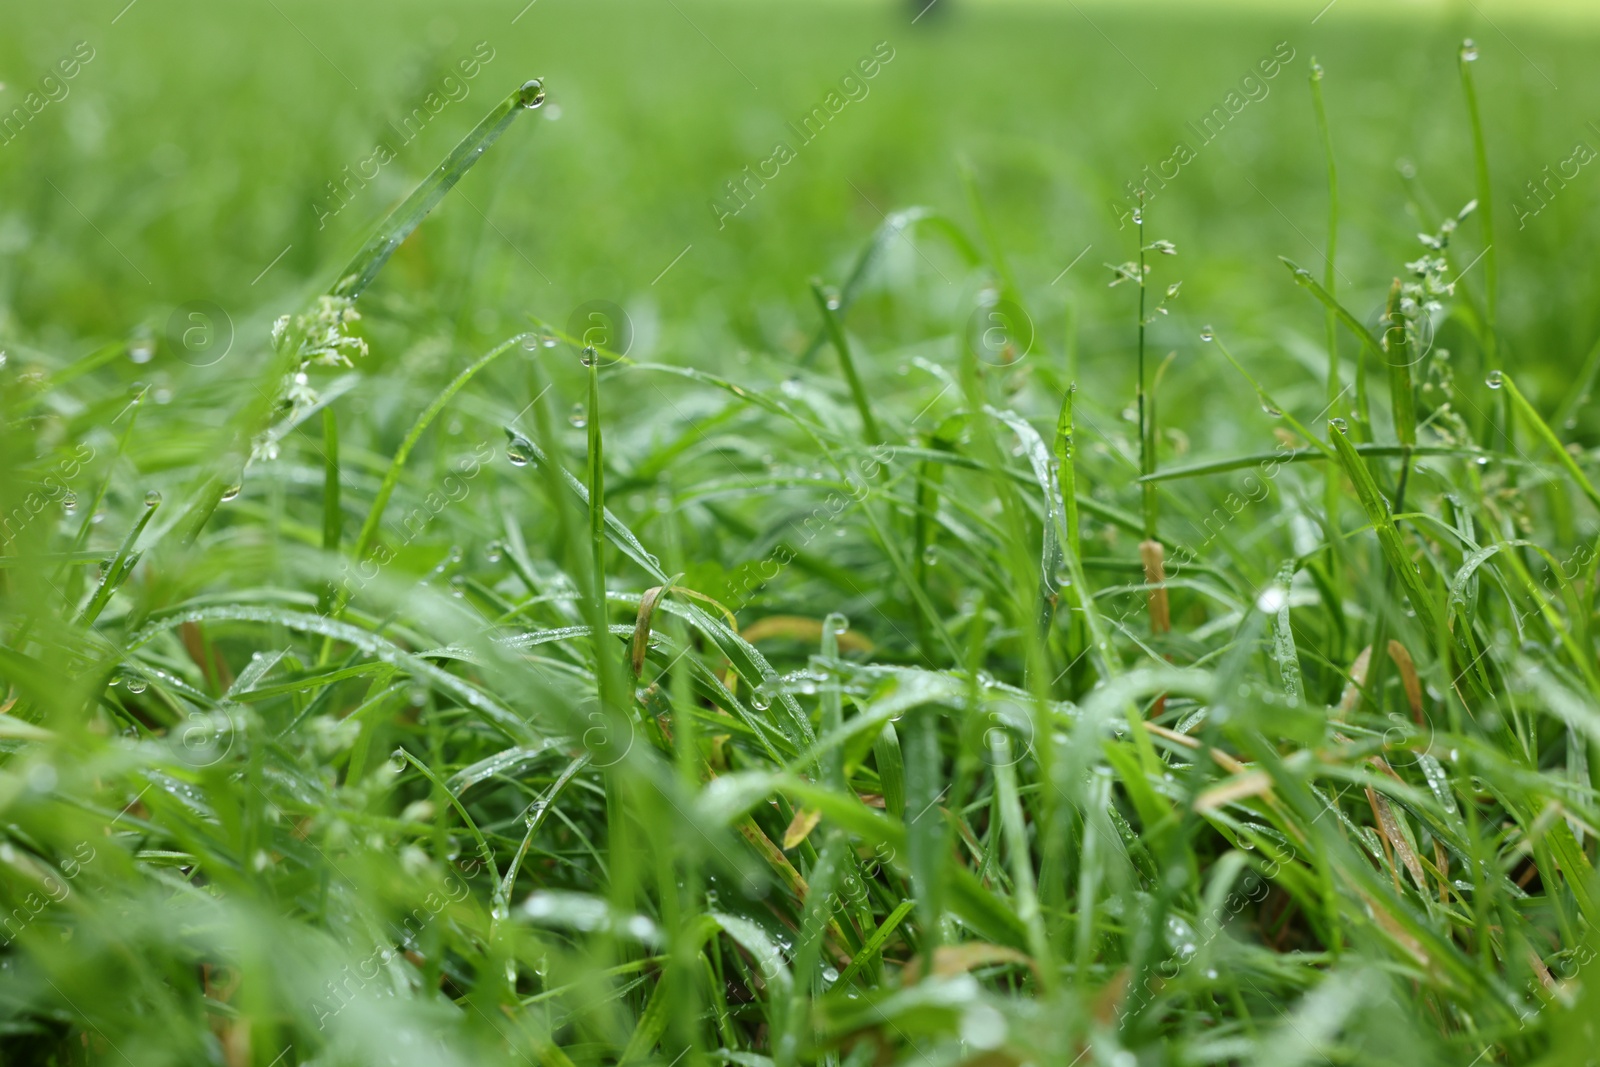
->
[331, 80, 547, 299]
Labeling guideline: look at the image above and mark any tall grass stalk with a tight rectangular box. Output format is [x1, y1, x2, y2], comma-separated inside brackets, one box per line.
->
[1309, 59, 1344, 520]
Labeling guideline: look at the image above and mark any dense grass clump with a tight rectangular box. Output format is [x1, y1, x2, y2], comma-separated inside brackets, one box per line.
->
[4, 2, 1600, 1064]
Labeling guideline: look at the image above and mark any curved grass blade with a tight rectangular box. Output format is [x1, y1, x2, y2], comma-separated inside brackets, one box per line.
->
[799, 207, 981, 363]
[129, 604, 536, 741]
[77, 496, 160, 626]
[352, 334, 525, 560]
[1501, 372, 1600, 513]
[1140, 444, 1467, 483]
[810, 279, 882, 446]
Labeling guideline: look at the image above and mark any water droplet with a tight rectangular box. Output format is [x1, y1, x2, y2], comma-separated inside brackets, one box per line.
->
[825, 612, 849, 636]
[220, 483, 242, 502]
[1199, 326, 1214, 342]
[1331, 417, 1348, 434]
[518, 79, 546, 108]
[1310, 61, 1325, 81]
[409, 686, 429, 706]
[821, 966, 839, 984]
[62, 493, 77, 512]
[1260, 399, 1282, 418]
[1461, 38, 1479, 62]
[520, 332, 541, 351]
[485, 540, 503, 563]
[780, 377, 803, 398]
[580, 345, 597, 367]
[750, 685, 772, 711]
[1475, 455, 1489, 467]
[506, 432, 533, 466]
[1256, 587, 1288, 614]
[1485, 369, 1503, 389]
[128, 340, 154, 365]
[922, 545, 939, 566]
[1131, 208, 1143, 225]
[144, 489, 162, 508]
[125, 677, 148, 695]
[568, 403, 588, 428]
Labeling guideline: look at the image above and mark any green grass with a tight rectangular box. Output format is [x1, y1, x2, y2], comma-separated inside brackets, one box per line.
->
[5, 0, 1600, 1064]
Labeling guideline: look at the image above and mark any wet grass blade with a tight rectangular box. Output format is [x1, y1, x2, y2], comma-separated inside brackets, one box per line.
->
[331, 80, 547, 299]
[1383, 279, 1417, 450]
[810, 279, 882, 446]
[1501, 372, 1600, 512]
[321, 406, 341, 552]
[76, 496, 159, 626]
[352, 334, 524, 560]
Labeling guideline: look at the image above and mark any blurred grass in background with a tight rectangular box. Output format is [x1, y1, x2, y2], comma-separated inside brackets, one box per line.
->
[1, 0, 1596, 415]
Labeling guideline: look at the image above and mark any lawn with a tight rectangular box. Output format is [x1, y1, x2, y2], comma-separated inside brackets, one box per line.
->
[3, 0, 1600, 1064]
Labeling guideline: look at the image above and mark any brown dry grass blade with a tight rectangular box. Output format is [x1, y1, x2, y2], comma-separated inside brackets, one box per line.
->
[630, 577, 681, 678]
[1338, 639, 1423, 723]
[1367, 784, 1426, 889]
[1195, 770, 1275, 813]
[1140, 539, 1171, 635]
[902, 942, 1037, 985]
[782, 805, 823, 850]
[740, 614, 875, 654]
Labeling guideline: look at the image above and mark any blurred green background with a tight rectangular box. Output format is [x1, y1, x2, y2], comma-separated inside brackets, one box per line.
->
[1, 0, 1597, 439]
